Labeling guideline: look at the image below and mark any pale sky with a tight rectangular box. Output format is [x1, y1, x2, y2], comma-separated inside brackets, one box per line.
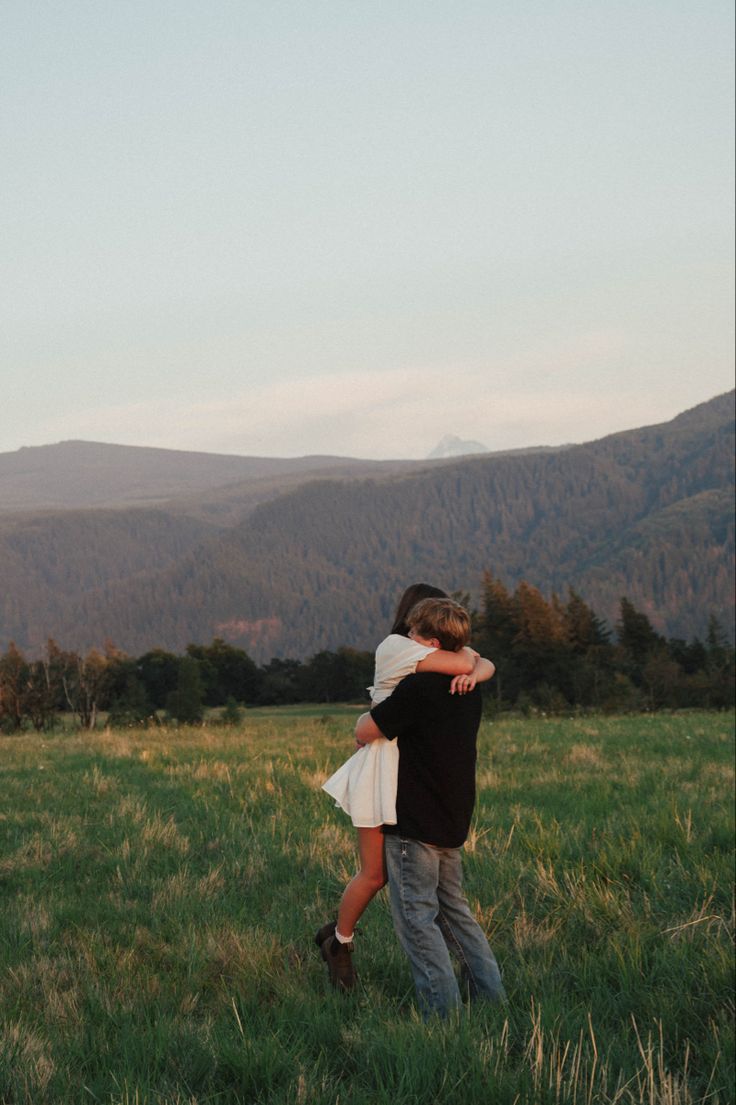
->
[2, 2, 733, 460]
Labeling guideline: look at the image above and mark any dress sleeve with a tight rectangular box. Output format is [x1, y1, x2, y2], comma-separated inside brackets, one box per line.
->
[369, 635, 437, 702]
[375, 635, 435, 676]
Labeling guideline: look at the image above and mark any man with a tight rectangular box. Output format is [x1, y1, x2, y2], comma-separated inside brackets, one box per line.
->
[353, 622, 506, 1019]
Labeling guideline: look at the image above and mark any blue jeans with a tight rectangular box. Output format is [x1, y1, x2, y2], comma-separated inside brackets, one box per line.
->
[384, 835, 506, 1019]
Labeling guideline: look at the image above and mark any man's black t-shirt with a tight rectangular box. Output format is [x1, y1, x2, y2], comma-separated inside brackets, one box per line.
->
[370, 671, 482, 848]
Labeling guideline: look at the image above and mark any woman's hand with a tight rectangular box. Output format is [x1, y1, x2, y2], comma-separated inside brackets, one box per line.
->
[354, 711, 384, 748]
[451, 657, 495, 693]
[450, 671, 477, 695]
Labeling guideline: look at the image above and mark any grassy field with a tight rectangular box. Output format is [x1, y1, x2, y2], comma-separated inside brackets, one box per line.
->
[0, 711, 733, 1105]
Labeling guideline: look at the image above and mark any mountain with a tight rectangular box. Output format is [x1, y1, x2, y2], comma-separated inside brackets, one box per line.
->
[0, 440, 421, 514]
[1, 392, 733, 659]
[427, 434, 489, 459]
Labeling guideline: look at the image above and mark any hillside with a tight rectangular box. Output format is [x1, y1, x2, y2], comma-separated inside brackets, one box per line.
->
[0, 440, 421, 514]
[1, 392, 731, 659]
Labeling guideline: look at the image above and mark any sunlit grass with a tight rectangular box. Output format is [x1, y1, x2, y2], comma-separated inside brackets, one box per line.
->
[0, 712, 733, 1103]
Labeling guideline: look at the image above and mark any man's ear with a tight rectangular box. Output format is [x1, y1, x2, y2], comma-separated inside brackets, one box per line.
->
[429, 637, 441, 649]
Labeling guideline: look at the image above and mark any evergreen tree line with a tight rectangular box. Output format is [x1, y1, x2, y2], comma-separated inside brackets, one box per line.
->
[474, 575, 733, 714]
[0, 575, 732, 732]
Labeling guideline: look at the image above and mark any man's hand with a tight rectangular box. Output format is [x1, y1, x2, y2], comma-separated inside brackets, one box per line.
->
[354, 710, 385, 750]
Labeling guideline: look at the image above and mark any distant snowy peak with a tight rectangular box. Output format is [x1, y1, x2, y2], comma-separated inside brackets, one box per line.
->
[427, 434, 489, 460]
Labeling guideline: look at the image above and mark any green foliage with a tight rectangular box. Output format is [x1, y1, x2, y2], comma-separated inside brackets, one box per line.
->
[165, 657, 204, 724]
[186, 638, 262, 707]
[136, 648, 181, 709]
[0, 713, 732, 1103]
[0, 642, 26, 731]
[474, 583, 707, 713]
[220, 696, 243, 725]
[257, 657, 304, 705]
[1, 577, 733, 728]
[617, 597, 666, 680]
[298, 646, 374, 704]
[107, 672, 153, 728]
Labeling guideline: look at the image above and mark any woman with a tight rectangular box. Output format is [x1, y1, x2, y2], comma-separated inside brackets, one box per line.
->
[316, 583, 495, 989]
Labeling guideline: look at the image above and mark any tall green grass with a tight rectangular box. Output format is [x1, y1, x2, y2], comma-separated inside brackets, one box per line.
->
[1, 712, 733, 1104]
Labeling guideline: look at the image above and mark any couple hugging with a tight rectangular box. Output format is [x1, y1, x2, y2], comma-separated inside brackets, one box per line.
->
[316, 583, 506, 1020]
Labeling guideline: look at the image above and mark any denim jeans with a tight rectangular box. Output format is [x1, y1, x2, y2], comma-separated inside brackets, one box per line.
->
[384, 835, 506, 1019]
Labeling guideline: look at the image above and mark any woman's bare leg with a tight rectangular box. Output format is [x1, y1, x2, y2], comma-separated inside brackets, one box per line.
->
[336, 826, 387, 938]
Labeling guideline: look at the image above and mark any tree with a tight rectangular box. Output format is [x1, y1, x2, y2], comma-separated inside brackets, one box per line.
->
[667, 637, 707, 676]
[108, 672, 153, 727]
[186, 639, 262, 706]
[706, 614, 730, 661]
[60, 648, 111, 730]
[703, 615, 736, 707]
[616, 598, 665, 684]
[477, 573, 519, 705]
[0, 643, 28, 731]
[220, 696, 243, 725]
[642, 649, 683, 709]
[479, 573, 517, 657]
[257, 658, 304, 705]
[24, 654, 60, 731]
[299, 648, 373, 704]
[512, 582, 569, 705]
[166, 657, 204, 724]
[563, 590, 611, 652]
[136, 649, 181, 710]
[562, 590, 615, 707]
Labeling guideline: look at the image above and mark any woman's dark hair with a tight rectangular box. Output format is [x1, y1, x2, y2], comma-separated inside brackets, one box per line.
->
[391, 582, 448, 637]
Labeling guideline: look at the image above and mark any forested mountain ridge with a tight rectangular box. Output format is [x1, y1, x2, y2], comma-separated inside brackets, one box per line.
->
[0, 440, 424, 514]
[0, 437, 570, 518]
[2, 392, 731, 660]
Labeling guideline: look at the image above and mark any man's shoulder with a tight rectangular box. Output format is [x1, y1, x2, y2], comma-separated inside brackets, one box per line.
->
[372, 670, 481, 741]
[397, 671, 481, 709]
[371, 670, 444, 721]
[394, 670, 450, 694]
[400, 670, 466, 688]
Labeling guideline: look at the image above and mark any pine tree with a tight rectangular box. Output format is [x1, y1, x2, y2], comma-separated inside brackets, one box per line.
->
[616, 598, 665, 684]
[478, 573, 518, 705]
[563, 590, 611, 651]
[512, 582, 569, 707]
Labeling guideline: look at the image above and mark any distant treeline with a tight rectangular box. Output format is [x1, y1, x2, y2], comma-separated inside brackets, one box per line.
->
[0, 574, 733, 732]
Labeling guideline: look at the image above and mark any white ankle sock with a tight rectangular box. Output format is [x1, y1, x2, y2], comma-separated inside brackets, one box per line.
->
[335, 929, 353, 944]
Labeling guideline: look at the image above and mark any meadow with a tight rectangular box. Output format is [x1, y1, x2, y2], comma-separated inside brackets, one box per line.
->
[0, 711, 733, 1105]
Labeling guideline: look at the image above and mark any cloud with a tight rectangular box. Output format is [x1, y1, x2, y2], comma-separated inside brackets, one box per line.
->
[23, 375, 668, 460]
[17, 328, 723, 458]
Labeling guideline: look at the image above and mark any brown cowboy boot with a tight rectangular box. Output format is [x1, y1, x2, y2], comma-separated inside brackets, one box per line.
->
[314, 920, 337, 948]
[319, 933, 357, 991]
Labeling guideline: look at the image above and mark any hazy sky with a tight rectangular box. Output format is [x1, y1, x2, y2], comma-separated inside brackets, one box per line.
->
[2, 2, 733, 459]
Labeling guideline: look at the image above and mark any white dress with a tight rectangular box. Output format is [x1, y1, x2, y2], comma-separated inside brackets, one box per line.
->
[321, 634, 436, 827]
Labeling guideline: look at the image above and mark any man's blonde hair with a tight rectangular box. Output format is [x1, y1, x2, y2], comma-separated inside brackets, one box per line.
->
[406, 597, 471, 652]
